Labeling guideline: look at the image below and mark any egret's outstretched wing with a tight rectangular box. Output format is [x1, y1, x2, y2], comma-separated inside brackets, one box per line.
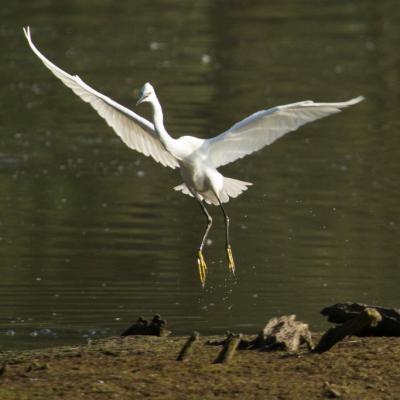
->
[23, 27, 179, 169]
[206, 96, 364, 168]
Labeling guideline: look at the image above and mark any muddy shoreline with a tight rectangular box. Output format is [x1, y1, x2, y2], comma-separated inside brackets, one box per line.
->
[0, 333, 399, 399]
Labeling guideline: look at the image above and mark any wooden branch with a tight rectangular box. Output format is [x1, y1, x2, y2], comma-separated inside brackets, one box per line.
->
[176, 332, 200, 361]
[321, 302, 400, 336]
[213, 333, 242, 364]
[314, 308, 382, 353]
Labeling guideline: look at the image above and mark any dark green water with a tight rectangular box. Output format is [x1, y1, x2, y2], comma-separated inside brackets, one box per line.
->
[0, 1, 399, 349]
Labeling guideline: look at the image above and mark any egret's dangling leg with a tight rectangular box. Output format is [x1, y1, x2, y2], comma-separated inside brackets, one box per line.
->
[197, 200, 213, 287]
[217, 199, 236, 275]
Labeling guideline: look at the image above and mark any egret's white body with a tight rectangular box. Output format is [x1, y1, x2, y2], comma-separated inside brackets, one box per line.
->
[23, 27, 364, 285]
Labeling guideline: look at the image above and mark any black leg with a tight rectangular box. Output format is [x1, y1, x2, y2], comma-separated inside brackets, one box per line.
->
[196, 200, 212, 287]
[217, 199, 236, 275]
[218, 200, 230, 246]
[198, 200, 213, 252]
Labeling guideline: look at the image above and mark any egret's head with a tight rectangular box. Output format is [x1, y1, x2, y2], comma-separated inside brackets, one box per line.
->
[136, 82, 155, 106]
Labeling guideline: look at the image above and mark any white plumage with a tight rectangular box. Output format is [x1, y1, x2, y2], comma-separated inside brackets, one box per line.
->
[23, 26, 364, 286]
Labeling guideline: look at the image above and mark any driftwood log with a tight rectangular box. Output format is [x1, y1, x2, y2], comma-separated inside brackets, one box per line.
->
[314, 307, 382, 353]
[120, 314, 171, 337]
[177, 332, 200, 361]
[246, 315, 314, 352]
[321, 302, 400, 336]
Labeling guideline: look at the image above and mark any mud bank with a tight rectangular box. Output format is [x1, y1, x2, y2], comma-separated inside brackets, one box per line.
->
[0, 334, 399, 399]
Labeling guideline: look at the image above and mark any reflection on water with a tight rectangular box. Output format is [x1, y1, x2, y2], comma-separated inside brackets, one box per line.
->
[0, 1, 399, 349]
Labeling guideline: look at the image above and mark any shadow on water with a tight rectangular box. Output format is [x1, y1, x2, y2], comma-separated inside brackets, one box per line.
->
[0, 1, 399, 349]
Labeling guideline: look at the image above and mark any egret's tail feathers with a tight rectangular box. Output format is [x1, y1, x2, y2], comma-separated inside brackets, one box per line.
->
[173, 183, 194, 197]
[173, 178, 252, 205]
[219, 177, 252, 204]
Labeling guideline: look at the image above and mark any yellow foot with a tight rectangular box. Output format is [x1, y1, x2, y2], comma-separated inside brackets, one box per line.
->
[226, 245, 236, 275]
[197, 250, 208, 288]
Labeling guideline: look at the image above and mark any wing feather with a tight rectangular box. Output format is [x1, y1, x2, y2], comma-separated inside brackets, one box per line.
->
[23, 27, 178, 169]
[206, 97, 364, 168]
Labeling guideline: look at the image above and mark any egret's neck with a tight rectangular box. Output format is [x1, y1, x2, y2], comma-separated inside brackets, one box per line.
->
[151, 95, 175, 151]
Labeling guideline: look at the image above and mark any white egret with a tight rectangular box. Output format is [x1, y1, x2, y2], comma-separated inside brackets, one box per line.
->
[23, 27, 364, 286]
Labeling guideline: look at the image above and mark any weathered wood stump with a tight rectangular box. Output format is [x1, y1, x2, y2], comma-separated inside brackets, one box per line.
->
[213, 333, 242, 364]
[120, 314, 171, 337]
[314, 307, 382, 353]
[247, 315, 314, 352]
[177, 332, 200, 361]
[321, 302, 400, 336]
